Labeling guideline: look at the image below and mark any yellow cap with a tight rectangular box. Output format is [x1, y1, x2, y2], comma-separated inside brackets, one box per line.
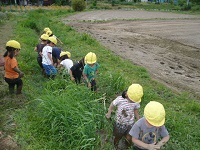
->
[6, 40, 21, 49]
[127, 84, 143, 102]
[44, 27, 51, 33]
[85, 52, 97, 64]
[144, 101, 165, 126]
[60, 51, 71, 58]
[40, 34, 49, 40]
[46, 30, 53, 36]
[48, 37, 57, 45]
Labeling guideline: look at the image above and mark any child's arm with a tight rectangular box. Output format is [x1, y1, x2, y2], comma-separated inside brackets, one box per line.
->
[132, 138, 160, 150]
[156, 135, 170, 148]
[47, 52, 53, 65]
[95, 70, 98, 75]
[83, 73, 91, 87]
[105, 102, 115, 119]
[134, 109, 140, 120]
[34, 46, 37, 52]
[69, 70, 75, 81]
[13, 67, 24, 78]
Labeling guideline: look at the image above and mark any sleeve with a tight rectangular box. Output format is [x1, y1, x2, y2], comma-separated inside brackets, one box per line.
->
[60, 61, 64, 66]
[96, 63, 100, 69]
[112, 96, 120, 107]
[47, 47, 52, 54]
[160, 125, 169, 138]
[129, 121, 141, 139]
[135, 103, 140, 109]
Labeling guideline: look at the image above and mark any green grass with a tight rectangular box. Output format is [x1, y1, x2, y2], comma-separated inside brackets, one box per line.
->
[0, 8, 199, 149]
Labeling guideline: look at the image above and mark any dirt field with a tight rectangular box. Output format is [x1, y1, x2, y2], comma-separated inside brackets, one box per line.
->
[63, 10, 200, 98]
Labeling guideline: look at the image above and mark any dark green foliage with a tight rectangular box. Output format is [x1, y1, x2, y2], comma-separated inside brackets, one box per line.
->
[71, 0, 86, 11]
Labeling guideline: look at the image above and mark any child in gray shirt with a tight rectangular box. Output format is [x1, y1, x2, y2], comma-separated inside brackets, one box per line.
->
[129, 101, 170, 150]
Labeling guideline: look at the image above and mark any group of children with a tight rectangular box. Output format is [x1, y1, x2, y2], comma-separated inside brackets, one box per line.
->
[1, 27, 170, 149]
[106, 84, 170, 150]
[2, 27, 100, 95]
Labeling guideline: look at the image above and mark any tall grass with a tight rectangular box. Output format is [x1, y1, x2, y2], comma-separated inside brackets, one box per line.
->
[1, 9, 199, 149]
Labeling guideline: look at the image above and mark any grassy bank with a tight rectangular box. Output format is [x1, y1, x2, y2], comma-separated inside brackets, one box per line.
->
[0, 9, 199, 149]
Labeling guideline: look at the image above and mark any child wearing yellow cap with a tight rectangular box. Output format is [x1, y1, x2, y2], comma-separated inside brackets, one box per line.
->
[69, 57, 85, 84]
[42, 37, 57, 79]
[3, 40, 24, 94]
[83, 52, 100, 91]
[129, 101, 170, 150]
[34, 34, 49, 74]
[106, 84, 144, 149]
[59, 51, 73, 74]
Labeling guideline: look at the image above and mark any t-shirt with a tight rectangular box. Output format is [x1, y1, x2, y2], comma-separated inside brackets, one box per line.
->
[71, 62, 84, 74]
[83, 63, 100, 82]
[52, 47, 61, 59]
[113, 96, 140, 125]
[42, 45, 52, 65]
[129, 117, 169, 149]
[60, 59, 73, 74]
[4, 56, 19, 79]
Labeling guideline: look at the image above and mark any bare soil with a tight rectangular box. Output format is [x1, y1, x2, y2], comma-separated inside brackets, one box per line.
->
[0, 21, 20, 150]
[63, 10, 200, 98]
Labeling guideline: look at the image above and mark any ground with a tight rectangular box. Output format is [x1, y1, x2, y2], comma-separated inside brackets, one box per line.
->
[63, 10, 200, 98]
[0, 21, 21, 150]
[0, 10, 200, 149]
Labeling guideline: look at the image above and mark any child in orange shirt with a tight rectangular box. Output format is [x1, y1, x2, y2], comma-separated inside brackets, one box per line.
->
[3, 40, 24, 94]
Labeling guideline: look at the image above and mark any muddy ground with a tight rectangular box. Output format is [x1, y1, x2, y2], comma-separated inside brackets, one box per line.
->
[63, 10, 200, 98]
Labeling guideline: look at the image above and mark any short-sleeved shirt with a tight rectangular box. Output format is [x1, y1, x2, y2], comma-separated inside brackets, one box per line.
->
[129, 117, 169, 149]
[4, 56, 19, 79]
[60, 59, 73, 74]
[42, 45, 52, 65]
[70, 61, 84, 75]
[83, 63, 100, 82]
[52, 47, 61, 59]
[113, 96, 140, 125]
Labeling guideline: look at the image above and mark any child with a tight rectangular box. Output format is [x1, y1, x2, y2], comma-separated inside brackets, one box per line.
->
[129, 101, 170, 150]
[34, 34, 49, 74]
[59, 51, 73, 74]
[3, 40, 24, 94]
[69, 57, 85, 84]
[106, 84, 144, 149]
[42, 36, 57, 79]
[83, 52, 100, 91]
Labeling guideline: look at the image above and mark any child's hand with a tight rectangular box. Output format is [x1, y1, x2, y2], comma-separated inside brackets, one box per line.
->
[88, 82, 91, 88]
[105, 113, 111, 119]
[147, 143, 160, 150]
[19, 72, 24, 78]
[71, 77, 75, 81]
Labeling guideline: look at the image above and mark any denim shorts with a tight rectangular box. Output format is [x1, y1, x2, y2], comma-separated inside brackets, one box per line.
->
[42, 64, 57, 76]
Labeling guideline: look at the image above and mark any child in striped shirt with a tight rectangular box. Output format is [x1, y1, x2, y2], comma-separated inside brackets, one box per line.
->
[106, 84, 144, 149]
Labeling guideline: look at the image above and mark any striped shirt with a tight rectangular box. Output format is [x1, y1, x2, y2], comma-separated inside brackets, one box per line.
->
[113, 96, 140, 125]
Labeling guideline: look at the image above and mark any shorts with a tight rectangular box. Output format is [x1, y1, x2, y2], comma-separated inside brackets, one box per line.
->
[90, 79, 97, 91]
[42, 64, 57, 76]
[113, 122, 133, 137]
